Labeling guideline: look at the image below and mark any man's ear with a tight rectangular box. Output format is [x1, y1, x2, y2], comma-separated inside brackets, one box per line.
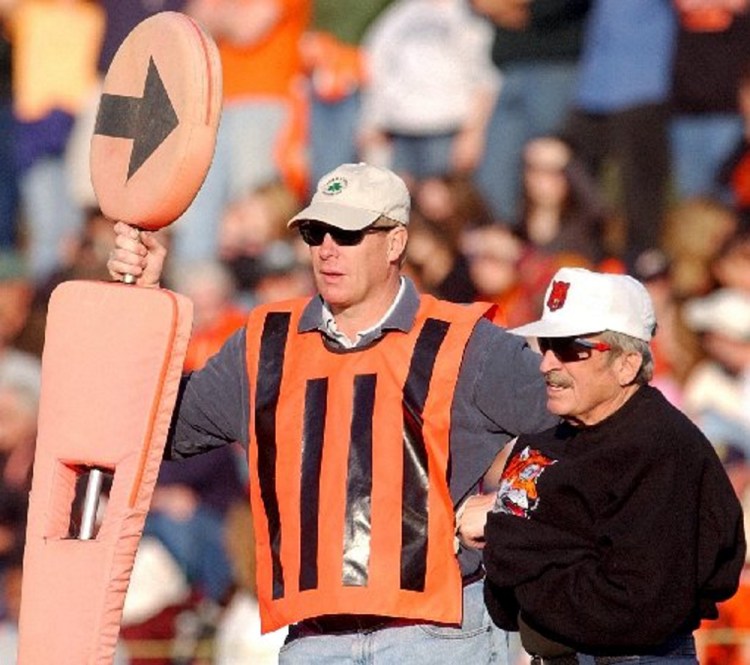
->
[617, 351, 643, 386]
[387, 226, 408, 263]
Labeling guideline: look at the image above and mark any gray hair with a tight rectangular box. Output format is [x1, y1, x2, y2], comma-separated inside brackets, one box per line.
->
[599, 330, 654, 385]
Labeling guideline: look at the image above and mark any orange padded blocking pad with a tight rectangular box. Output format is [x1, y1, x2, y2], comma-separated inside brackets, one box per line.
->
[18, 281, 192, 664]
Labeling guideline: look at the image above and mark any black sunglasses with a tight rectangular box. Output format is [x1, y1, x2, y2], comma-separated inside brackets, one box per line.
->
[298, 221, 398, 247]
[538, 336, 612, 363]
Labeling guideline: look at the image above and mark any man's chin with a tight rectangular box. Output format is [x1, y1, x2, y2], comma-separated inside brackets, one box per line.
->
[546, 393, 569, 415]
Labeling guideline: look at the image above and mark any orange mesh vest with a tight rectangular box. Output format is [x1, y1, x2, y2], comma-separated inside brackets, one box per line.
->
[245, 295, 491, 633]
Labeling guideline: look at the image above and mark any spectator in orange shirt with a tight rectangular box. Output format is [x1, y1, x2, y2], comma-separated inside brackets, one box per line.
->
[171, 259, 248, 372]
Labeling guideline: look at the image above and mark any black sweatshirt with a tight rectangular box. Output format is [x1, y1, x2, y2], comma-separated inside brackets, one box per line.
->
[489, 0, 590, 67]
[483, 385, 746, 656]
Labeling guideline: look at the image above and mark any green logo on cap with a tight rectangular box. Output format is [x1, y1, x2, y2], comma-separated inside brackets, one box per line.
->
[322, 176, 347, 195]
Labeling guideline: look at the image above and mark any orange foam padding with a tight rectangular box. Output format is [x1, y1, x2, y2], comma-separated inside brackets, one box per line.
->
[90, 11, 222, 229]
[18, 281, 193, 665]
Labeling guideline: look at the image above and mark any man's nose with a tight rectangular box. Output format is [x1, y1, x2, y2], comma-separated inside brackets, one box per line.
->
[539, 348, 561, 373]
[318, 232, 339, 255]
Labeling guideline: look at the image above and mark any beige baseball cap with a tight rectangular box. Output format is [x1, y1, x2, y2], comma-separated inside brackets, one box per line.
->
[288, 162, 410, 230]
[510, 267, 657, 342]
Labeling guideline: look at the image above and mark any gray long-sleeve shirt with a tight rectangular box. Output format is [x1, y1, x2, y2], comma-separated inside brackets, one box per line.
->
[167, 278, 556, 573]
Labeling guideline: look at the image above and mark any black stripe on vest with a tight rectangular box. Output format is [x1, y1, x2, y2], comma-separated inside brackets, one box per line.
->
[299, 377, 327, 591]
[342, 373, 377, 586]
[255, 312, 291, 600]
[401, 318, 451, 591]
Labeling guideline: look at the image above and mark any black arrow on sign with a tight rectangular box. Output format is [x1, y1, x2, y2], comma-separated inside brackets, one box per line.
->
[94, 56, 179, 180]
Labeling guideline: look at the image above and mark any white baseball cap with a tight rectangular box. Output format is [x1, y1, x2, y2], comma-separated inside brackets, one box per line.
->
[683, 288, 750, 341]
[288, 162, 410, 230]
[510, 267, 657, 341]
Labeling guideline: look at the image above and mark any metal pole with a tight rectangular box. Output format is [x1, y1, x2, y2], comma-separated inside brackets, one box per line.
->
[79, 468, 105, 540]
[78, 228, 139, 539]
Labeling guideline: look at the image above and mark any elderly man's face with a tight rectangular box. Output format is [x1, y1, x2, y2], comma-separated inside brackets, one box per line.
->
[537, 336, 642, 427]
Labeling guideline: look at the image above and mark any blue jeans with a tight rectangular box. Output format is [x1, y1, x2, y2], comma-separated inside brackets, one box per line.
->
[390, 132, 456, 181]
[577, 633, 698, 664]
[20, 154, 83, 282]
[309, 91, 361, 189]
[143, 506, 234, 603]
[670, 112, 743, 202]
[278, 579, 508, 664]
[171, 100, 288, 263]
[475, 61, 579, 222]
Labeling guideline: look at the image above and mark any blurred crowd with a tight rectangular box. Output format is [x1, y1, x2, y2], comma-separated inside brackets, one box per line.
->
[1, 0, 750, 663]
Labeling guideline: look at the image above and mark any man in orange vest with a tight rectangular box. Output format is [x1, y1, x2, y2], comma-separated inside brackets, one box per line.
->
[107, 162, 557, 664]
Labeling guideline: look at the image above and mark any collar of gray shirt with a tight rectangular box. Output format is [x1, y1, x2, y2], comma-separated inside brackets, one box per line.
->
[299, 277, 419, 348]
